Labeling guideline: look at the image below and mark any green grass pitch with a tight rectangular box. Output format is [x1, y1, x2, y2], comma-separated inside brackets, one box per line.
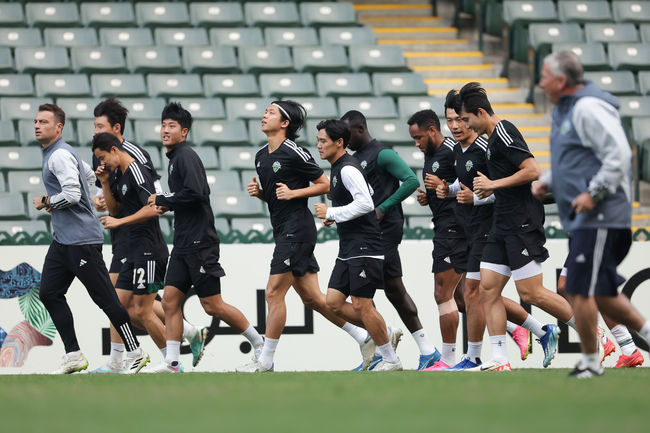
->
[1, 369, 648, 433]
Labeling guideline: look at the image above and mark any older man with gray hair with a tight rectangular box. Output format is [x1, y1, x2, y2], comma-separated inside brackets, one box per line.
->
[535, 50, 650, 378]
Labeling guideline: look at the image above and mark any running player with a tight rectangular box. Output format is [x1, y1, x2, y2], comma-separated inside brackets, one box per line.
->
[314, 119, 402, 371]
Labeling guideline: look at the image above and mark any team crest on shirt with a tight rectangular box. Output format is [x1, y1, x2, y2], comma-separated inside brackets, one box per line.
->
[360, 160, 367, 169]
[465, 160, 474, 172]
[272, 161, 281, 173]
[332, 175, 338, 188]
[169, 163, 174, 174]
[431, 161, 440, 173]
[486, 148, 491, 160]
[121, 184, 127, 195]
[560, 119, 571, 135]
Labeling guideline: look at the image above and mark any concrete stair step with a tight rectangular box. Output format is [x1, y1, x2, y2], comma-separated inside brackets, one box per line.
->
[406, 51, 483, 66]
[377, 39, 471, 51]
[413, 64, 499, 79]
[353, 3, 433, 18]
[517, 125, 551, 138]
[502, 113, 551, 127]
[373, 27, 458, 40]
[425, 77, 510, 90]
[360, 16, 447, 27]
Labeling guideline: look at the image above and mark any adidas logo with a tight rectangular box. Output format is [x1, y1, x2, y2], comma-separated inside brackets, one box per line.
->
[257, 162, 261, 167]
[79, 259, 87, 267]
[199, 266, 206, 274]
[444, 257, 451, 264]
[121, 257, 127, 264]
[137, 283, 145, 289]
[359, 270, 367, 279]
[284, 258, 290, 266]
[521, 249, 529, 257]
[576, 254, 586, 263]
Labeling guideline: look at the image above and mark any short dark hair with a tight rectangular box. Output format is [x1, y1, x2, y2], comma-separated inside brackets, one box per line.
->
[161, 102, 193, 130]
[38, 103, 65, 126]
[458, 82, 494, 116]
[444, 89, 462, 114]
[93, 97, 128, 135]
[317, 119, 350, 148]
[272, 100, 306, 141]
[92, 132, 123, 152]
[340, 110, 367, 127]
[406, 109, 440, 132]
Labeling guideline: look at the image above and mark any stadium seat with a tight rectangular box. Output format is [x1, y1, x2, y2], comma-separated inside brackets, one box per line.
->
[211, 192, 266, 218]
[204, 170, 240, 191]
[78, 119, 127, 147]
[392, 146, 428, 170]
[18, 119, 76, 147]
[182, 46, 239, 74]
[300, 2, 358, 27]
[126, 46, 182, 73]
[0, 28, 42, 48]
[259, 73, 316, 97]
[15, 47, 70, 73]
[401, 194, 431, 217]
[0, 147, 42, 171]
[583, 71, 637, 95]
[80, 3, 136, 27]
[99, 28, 154, 48]
[0, 120, 18, 146]
[34, 74, 91, 98]
[218, 147, 258, 170]
[71, 47, 127, 74]
[26, 3, 80, 27]
[0, 48, 13, 73]
[584, 23, 639, 43]
[264, 28, 319, 46]
[209, 28, 264, 46]
[337, 97, 398, 119]
[0, 220, 48, 236]
[91, 74, 147, 97]
[612, 1, 650, 24]
[225, 97, 273, 120]
[349, 45, 408, 73]
[119, 98, 166, 120]
[154, 28, 209, 47]
[135, 3, 190, 27]
[247, 119, 268, 146]
[0, 4, 25, 27]
[502, 0, 559, 63]
[552, 43, 608, 71]
[638, 71, 650, 95]
[293, 45, 349, 73]
[191, 119, 249, 147]
[608, 43, 650, 71]
[203, 74, 259, 98]
[142, 146, 162, 170]
[55, 98, 102, 120]
[239, 169, 258, 188]
[192, 147, 219, 169]
[44, 28, 98, 48]
[214, 217, 230, 234]
[632, 116, 650, 145]
[618, 96, 650, 120]
[316, 73, 372, 97]
[244, 2, 300, 27]
[366, 119, 413, 146]
[408, 216, 433, 229]
[557, 1, 612, 23]
[319, 27, 376, 46]
[0, 193, 26, 219]
[176, 98, 226, 120]
[133, 120, 162, 147]
[7, 171, 44, 194]
[189, 3, 244, 28]
[372, 73, 428, 97]
[1, 97, 52, 121]
[147, 74, 203, 98]
[293, 97, 338, 119]
[529, 23, 584, 52]
[230, 217, 272, 234]
[239, 46, 294, 74]
[0, 74, 34, 97]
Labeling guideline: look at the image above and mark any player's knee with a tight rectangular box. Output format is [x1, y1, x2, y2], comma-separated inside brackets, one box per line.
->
[517, 287, 538, 306]
[326, 296, 342, 314]
[434, 289, 452, 305]
[265, 287, 283, 306]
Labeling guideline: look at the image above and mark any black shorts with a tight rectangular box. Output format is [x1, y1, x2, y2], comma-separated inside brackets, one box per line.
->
[270, 242, 320, 276]
[109, 254, 126, 274]
[565, 228, 631, 297]
[432, 237, 467, 274]
[382, 244, 403, 279]
[328, 257, 384, 299]
[116, 258, 168, 295]
[467, 233, 489, 274]
[481, 228, 549, 271]
[165, 244, 225, 298]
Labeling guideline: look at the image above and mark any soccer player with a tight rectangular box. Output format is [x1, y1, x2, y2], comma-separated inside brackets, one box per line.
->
[537, 51, 650, 377]
[32, 103, 148, 374]
[457, 82, 575, 371]
[341, 110, 438, 370]
[146, 102, 263, 373]
[237, 101, 374, 373]
[92, 132, 169, 365]
[314, 119, 402, 371]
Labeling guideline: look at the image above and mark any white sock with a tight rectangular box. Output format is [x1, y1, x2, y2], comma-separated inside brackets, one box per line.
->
[126, 347, 142, 358]
[490, 334, 508, 363]
[441, 342, 456, 366]
[110, 342, 125, 363]
[377, 342, 398, 363]
[582, 352, 600, 371]
[242, 325, 264, 350]
[66, 350, 82, 360]
[160, 347, 167, 358]
[467, 341, 482, 362]
[566, 316, 577, 331]
[610, 324, 637, 356]
[342, 322, 367, 345]
[259, 337, 279, 369]
[522, 314, 546, 339]
[375, 326, 392, 356]
[506, 321, 517, 333]
[182, 320, 196, 340]
[638, 321, 650, 347]
[411, 329, 435, 355]
[165, 340, 181, 364]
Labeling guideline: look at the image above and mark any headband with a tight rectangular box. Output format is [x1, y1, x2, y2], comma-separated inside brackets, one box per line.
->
[272, 102, 291, 122]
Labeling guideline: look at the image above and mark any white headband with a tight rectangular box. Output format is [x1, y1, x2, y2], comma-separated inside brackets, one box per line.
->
[272, 102, 291, 122]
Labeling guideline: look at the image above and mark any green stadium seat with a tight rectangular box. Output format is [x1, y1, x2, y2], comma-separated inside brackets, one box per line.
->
[583, 71, 637, 95]
[244, 2, 300, 27]
[247, 119, 268, 146]
[26, 3, 80, 28]
[632, 116, 650, 144]
[15, 47, 70, 73]
[641, 24, 650, 43]
[316, 73, 372, 97]
[293, 45, 349, 73]
[80, 3, 136, 28]
[126, 46, 182, 73]
[176, 98, 225, 120]
[319, 27, 376, 46]
[638, 71, 650, 95]
[0, 147, 42, 170]
[99, 28, 154, 48]
[0, 74, 34, 97]
[366, 119, 413, 146]
[91, 74, 147, 97]
[373, 73, 427, 97]
[120, 98, 165, 120]
[211, 192, 266, 217]
[349, 45, 408, 72]
[218, 147, 258, 170]
[618, 96, 650, 119]
[239, 169, 258, 189]
[0, 48, 13, 73]
[0, 4, 25, 27]
[209, 28, 264, 46]
[0, 120, 18, 146]
[7, 171, 44, 194]
[182, 46, 239, 74]
[0, 28, 42, 48]
[230, 217, 272, 234]
[259, 73, 316, 97]
[35, 74, 91, 98]
[147, 74, 203, 98]
[225, 97, 273, 120]
[608, 43, 650, 71]
[133, 120, 161, 147]
[154, 28, 209, 47]
[44, 28, 98, 48]
[264, 28, 319, 46]
[214, 217, 230, 234]
[189, 3, 244, 28]
[0, 192, 26, 219]
[205, 170, 239, 191]
[300, 2, 358, 27]
[552, 42, 608, 71]
[401, 193, 431, 217]
[612, 1, 650, 24]
[1, 97, 52, 121]
[191, 119, 249, 147]
[239, 46, 294, 74]
[0, 220, 48, 236]
[73, 147, 93, 166]
[584, 23, 639, 43]
[203, 74, 259, 98]
[142, 146, 162, 170]
[18, 119, 75, 147]
[293, 97, 338, 119]
[529, 23, 584, 51]
[71, 47, 127, 74]
[408, 216, 433, 229]
[135, 3, 189, 28]
[55, 98, 102, 120]
[557, 1, 612, 23]
[503, 0, 559, 63]
[338, 97, 398, 119]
